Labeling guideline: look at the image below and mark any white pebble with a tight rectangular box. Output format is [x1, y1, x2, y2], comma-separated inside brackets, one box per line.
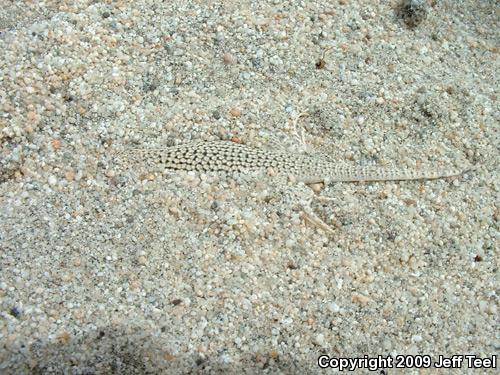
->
[327, 302, 340, 313]
[48, 175, 57, 185]
[314, 333, 325, 346]
[412, 335, 422, 342]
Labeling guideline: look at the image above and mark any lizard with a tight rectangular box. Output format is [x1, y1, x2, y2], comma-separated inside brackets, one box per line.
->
[114, 140, 470, 184]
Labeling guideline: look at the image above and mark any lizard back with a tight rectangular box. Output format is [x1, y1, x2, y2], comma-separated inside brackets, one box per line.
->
[115, 140, 466, 183]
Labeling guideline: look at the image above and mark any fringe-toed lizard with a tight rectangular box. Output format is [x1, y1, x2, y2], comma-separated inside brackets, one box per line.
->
[115, 140, 470, 184]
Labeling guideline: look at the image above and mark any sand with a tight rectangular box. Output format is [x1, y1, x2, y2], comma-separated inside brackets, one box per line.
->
[0, 0, 498, 373]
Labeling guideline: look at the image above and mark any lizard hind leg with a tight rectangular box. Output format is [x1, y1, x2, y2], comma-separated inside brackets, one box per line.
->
[290, 111, 310, 149]
[288, 182, 336, 235]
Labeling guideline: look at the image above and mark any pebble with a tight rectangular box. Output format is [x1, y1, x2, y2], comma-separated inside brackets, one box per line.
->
[478, 300, 488, 312]
[327, 302, 340, 313]
[229, 107, 242, 117]
[47, 175, 57, 185]
[223, 52, 235, 65]
[137, 256, 147, 266]
[314, 333, 325, 346]
[351, 292, 371, 304]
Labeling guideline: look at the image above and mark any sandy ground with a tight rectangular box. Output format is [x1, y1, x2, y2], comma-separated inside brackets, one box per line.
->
[0, 1, 498, 374]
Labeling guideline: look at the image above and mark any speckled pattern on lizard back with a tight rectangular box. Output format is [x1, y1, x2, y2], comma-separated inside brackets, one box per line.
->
[115, 140, 467, 183]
